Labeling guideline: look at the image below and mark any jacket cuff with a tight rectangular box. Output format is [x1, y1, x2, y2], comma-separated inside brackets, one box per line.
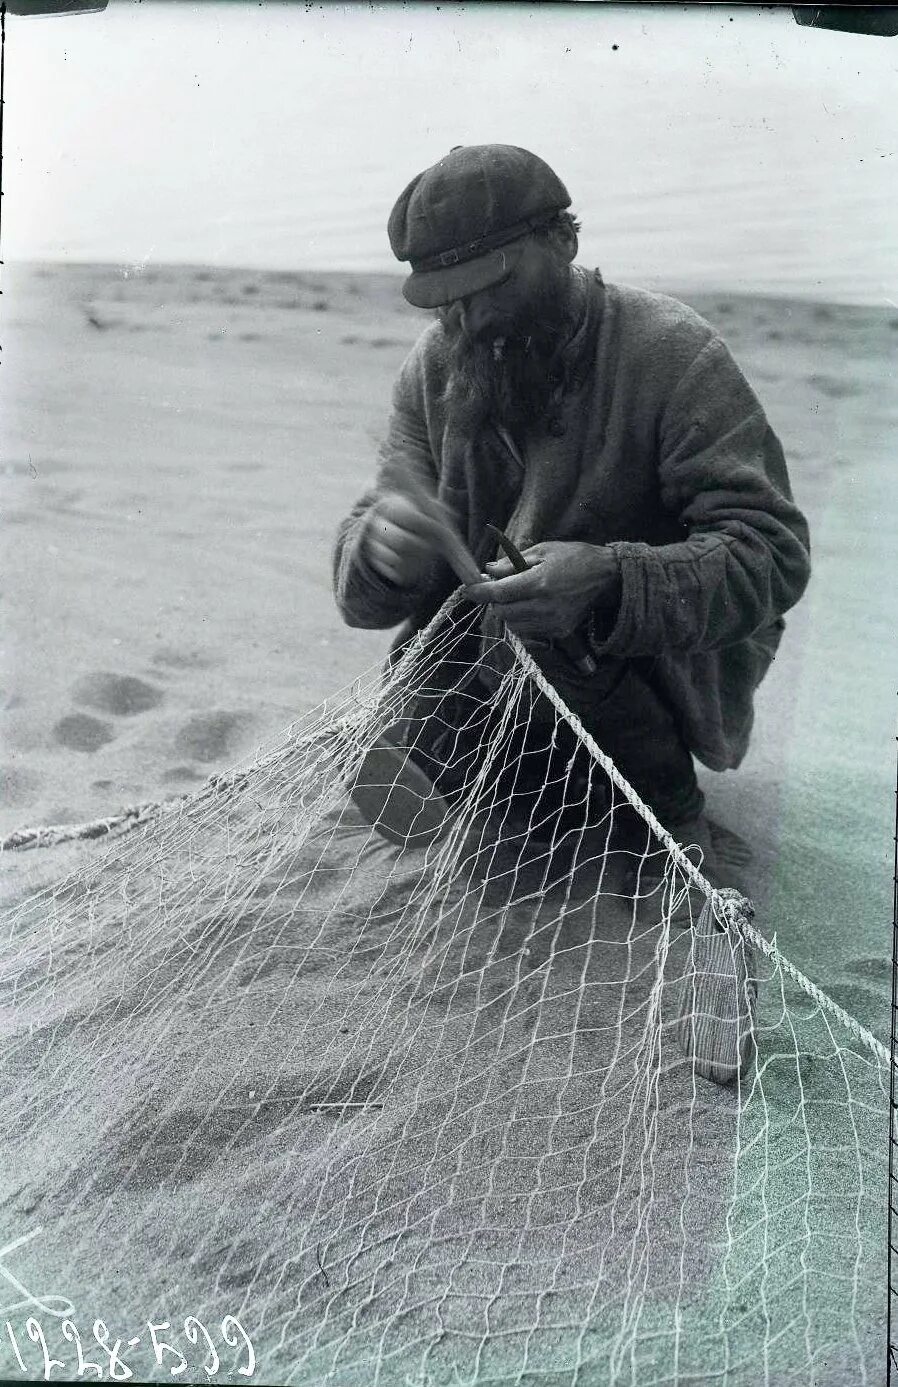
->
[585, 543, 630, 651]
[586, 542, 642, 657]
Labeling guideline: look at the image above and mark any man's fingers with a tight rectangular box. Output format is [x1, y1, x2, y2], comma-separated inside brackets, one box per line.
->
[484, 550, 542, 578]
[374, 493, 447, 543]
[366, 530, 423, 583]
[483, 558, 515, 578]
[464, 587, 547, 626]
[496, 606, 555, 636]
[466, 569, 545, 604]
[401, 485, 462, 538]
[464, 581, 573, 636]
[499, 609, 576, 639]
[369, 518, 432, 559]
[366, 544, 404, 585]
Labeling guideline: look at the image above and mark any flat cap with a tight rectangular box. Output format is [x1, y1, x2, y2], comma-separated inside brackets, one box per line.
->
[388, 144, 571, 309]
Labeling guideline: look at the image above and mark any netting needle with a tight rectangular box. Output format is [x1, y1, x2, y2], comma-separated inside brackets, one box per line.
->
[484, 523, 598, 676]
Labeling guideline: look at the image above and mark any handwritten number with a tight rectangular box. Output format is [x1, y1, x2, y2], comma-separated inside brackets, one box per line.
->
[62, 1320, 103, 1379]
[147, 1320, 187, 1377]
[5, 1321, 28, 1373]
[92, 1320, 133, 1381]
[5, 1310, 253, 1381]
[184, 1317, 220, 1378]
[26, 1317, 65, 1380]
[221, 1316, 255, 1378]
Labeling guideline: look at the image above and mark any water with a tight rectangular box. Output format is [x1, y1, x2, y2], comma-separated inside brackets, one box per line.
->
[4, 2, 897, 304]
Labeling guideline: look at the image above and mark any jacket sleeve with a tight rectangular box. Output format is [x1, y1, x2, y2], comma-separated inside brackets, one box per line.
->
[332, 341, 454, 630]
[588, 335, 811, 657]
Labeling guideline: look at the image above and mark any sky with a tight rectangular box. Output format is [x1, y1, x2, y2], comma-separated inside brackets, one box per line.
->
[2, 2, 896, 302]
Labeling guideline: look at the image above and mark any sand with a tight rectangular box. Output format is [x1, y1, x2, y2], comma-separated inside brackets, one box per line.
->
[3, 263, 895, 1028]
[0, 263, 894, 1385]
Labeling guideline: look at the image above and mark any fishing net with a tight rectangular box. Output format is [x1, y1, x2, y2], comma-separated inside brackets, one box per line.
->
[0, 593, 888, 1386]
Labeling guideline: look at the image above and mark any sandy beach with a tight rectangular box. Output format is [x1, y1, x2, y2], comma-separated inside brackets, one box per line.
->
[0, 263, 894, 1384]
[2, 263, 895, 1018]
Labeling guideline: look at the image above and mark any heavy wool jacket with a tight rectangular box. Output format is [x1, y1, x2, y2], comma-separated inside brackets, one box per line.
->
[333, 269, 811, 772]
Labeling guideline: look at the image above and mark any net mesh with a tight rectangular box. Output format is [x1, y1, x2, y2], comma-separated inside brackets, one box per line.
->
[0, 593, 888, 1386]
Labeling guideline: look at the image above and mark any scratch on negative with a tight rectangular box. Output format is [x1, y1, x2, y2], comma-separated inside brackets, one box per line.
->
[316, 1242, 330, 1287]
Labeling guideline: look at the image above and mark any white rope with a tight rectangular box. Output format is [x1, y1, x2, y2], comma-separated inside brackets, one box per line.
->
[0, 797, 189, 851]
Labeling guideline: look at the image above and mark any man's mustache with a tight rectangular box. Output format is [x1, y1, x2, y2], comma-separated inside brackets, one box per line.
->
[437, 302, 523, 340]
[439, 309, 558, 357]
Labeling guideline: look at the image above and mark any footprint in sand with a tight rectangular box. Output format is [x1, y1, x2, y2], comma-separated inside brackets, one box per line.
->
[54, 673, 164, 755]
[159, 765, 204, 785]
[113, 1095, 287, 1191]
[54, 713, 116, 754]
[0, 764, 41, 807]
[823, 980, 888, 1029]
[843, 956, 891, 986]
[806, 373, 862, 400]
[215, 1264, 255, 1293]
[73, 671, 164, 717]
[173, 711, 254, 763]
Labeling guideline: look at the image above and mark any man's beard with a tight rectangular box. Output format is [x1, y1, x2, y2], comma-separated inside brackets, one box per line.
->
[437, 265, 576, 438]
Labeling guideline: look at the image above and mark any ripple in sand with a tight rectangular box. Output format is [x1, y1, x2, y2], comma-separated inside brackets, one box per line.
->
[341, 334, 404, 349]
[54, 713, 116, 754]
[151, 645, 217, 670]
[1, 456, 67, 478]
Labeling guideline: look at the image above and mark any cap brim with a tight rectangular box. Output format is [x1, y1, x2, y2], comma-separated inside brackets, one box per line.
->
[402, 238, 527, 309]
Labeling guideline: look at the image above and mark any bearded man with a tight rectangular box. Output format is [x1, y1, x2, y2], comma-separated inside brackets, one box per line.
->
[332, 145, 811, 888]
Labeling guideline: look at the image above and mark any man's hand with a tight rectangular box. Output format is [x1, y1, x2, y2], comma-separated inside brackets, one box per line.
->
[465, 541, 621, 640]
[362, 491, 444, 588]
